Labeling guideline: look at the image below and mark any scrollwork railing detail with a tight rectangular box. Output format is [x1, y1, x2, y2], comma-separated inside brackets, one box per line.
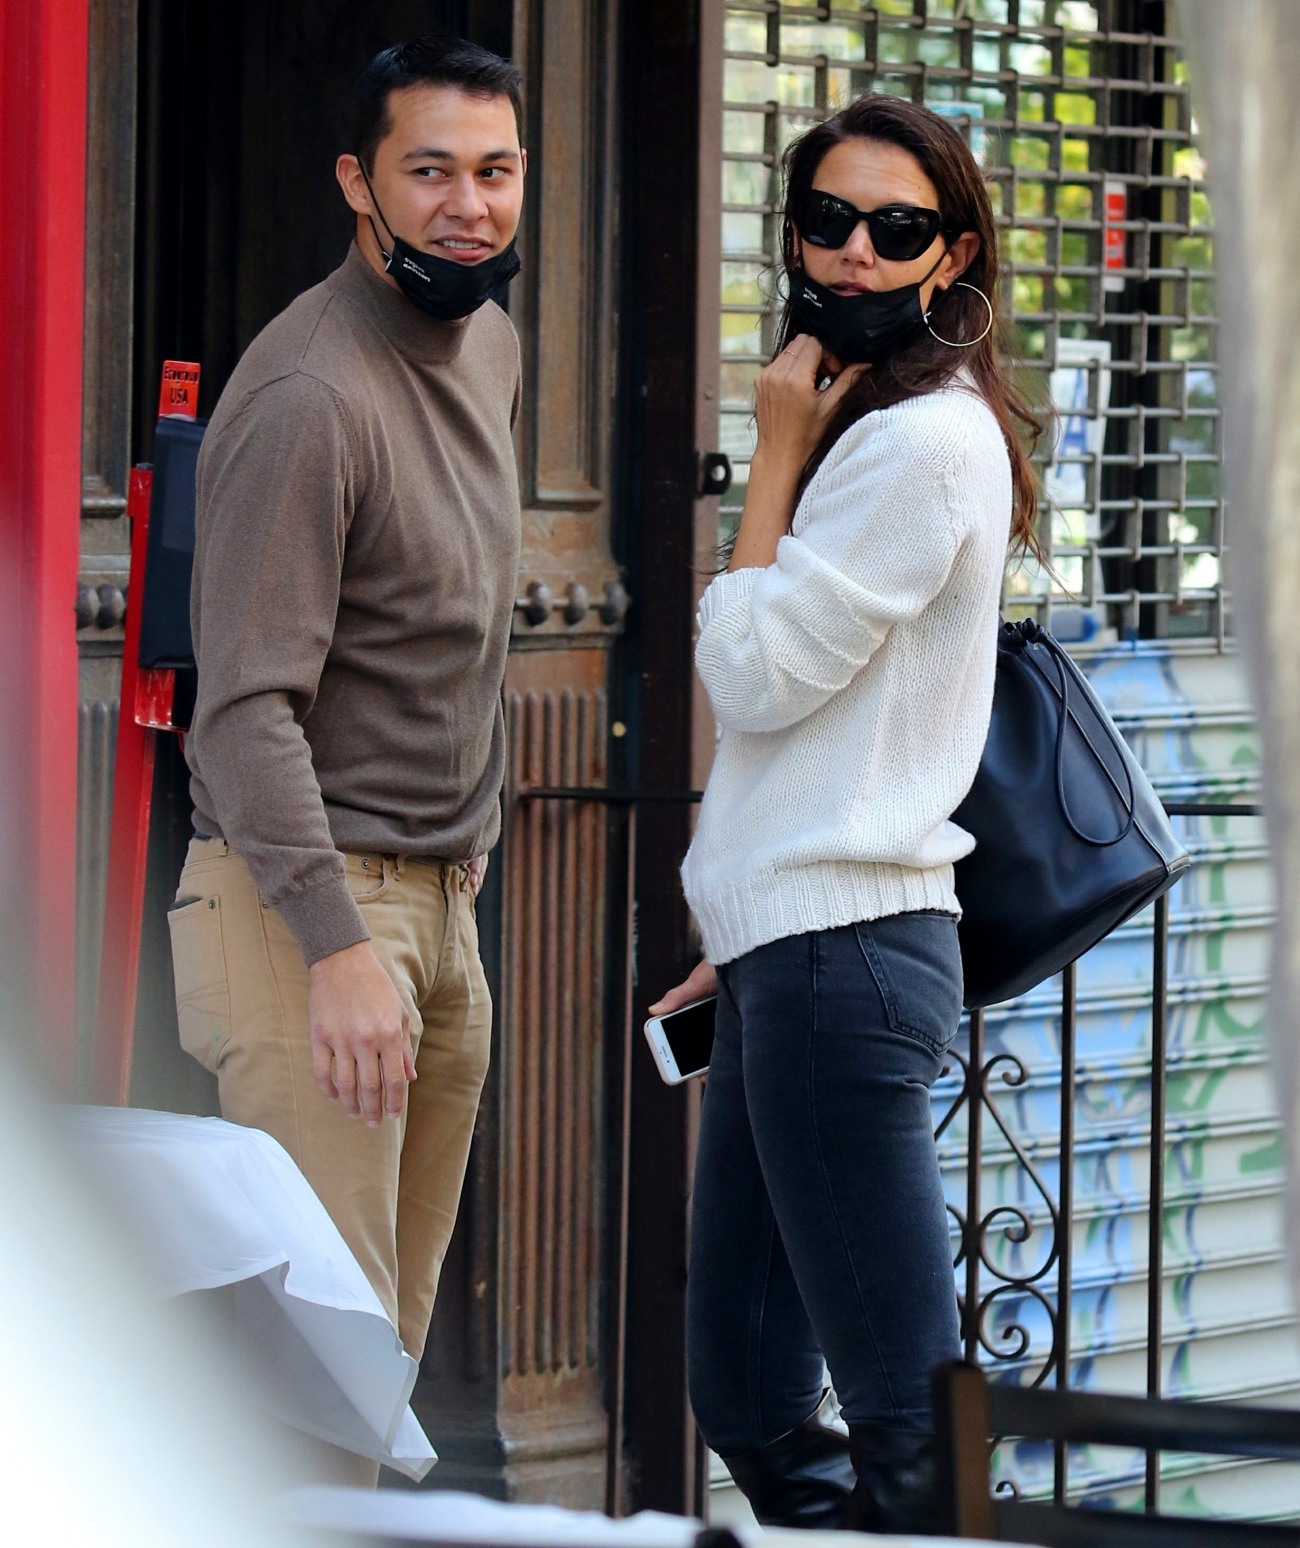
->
[943, 1016, 1066, 1393]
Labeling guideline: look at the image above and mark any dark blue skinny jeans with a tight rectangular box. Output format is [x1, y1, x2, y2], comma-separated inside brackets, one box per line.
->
[687, 912, 963, 1452]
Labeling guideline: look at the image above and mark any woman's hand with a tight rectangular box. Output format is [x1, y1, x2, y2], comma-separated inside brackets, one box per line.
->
[753, 335, 865, 472]
[728, 337, 866, 572]
[648, 959, 718, 1017]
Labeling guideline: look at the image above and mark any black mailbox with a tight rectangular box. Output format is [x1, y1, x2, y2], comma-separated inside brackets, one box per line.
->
[138, 414, 205, 669]
[137, 414, 205, 729]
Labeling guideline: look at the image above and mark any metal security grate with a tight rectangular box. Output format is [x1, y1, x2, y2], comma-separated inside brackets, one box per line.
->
[718, 0, 1225, 647]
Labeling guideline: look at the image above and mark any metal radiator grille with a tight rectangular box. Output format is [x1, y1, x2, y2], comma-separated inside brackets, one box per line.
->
[718, 0, 1224, 646]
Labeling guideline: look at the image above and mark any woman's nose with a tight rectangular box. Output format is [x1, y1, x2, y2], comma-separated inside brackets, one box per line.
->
[839, 220, 876, 264]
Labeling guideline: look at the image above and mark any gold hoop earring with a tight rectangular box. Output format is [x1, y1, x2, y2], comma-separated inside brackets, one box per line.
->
[925, 282, 994, 348]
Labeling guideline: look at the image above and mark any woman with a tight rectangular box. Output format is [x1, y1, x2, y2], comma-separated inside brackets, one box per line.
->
[649, 95, 1044, 1535]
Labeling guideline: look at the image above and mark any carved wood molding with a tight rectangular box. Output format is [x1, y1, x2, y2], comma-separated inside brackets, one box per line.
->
[82, 0, 138, 523]
[501, 674, 607, 1377]
[514, 0, 615, 518]
[510, 506, 628, 638]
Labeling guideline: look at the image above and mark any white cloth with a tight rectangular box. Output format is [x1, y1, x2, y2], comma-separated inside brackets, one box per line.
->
[60, 1106, 436, 1480]
[276, 1487, 981, 1547]
[681, 380, 1011, 965]
[278, 1490, 702, 1546]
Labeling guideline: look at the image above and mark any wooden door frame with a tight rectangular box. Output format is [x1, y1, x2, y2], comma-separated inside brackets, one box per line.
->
[615, 0, 724, 1515]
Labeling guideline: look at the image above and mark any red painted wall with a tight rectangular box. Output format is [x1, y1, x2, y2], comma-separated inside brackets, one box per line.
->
[0, 0, 89, 1091]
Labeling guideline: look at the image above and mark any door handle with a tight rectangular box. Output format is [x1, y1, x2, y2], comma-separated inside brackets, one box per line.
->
[696, 450, 732, 498]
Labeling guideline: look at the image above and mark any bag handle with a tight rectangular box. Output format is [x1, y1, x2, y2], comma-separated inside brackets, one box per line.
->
[1010, 620, 1136, 847]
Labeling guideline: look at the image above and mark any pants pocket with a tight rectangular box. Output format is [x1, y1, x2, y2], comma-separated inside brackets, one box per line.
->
[852, 913, 964, 1058]
[343, 852, 393, 902]
[168, 894, 232, 1073]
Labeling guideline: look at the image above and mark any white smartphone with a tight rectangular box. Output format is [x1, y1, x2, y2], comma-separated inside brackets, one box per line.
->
[643, 996, 717, 1085]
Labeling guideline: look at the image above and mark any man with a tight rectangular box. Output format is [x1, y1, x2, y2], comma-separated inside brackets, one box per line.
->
[168, 35, 525, 1426]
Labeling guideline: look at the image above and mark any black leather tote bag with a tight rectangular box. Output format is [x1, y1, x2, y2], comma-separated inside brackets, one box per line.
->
[952, 619, 1189, 1010]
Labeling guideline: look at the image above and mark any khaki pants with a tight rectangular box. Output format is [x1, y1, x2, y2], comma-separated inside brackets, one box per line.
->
[167, 837, 491, 1363]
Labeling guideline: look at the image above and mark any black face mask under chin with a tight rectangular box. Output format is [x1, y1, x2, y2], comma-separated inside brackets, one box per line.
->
[360, 168, 521, 322]
[789, 251, 946, 365]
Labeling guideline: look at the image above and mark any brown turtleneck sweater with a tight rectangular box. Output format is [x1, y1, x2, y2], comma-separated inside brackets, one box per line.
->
[186, 243, 522, 965]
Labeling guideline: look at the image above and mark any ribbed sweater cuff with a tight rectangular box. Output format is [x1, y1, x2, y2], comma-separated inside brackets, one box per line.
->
[275, 876, 371, 966]
[698, 566, 759, 627]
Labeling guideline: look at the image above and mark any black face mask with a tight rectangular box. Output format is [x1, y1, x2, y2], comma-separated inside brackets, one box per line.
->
[360, 168, 521, 322]
[789, 252, 945, 365]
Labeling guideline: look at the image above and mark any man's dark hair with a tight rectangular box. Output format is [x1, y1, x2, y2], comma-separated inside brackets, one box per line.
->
[351, 35, 523, 174]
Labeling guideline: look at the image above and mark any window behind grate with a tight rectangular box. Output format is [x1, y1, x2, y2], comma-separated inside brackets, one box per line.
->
[718, 0, 1224, 647]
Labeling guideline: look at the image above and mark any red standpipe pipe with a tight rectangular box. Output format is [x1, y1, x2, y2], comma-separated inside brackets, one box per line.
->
[0, 1, 90, 1093]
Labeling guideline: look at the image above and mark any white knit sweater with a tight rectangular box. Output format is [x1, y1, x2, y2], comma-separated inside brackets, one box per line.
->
[681, 378, 1011, 965]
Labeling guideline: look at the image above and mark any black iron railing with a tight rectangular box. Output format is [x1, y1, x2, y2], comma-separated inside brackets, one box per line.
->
[520, 786, 1265, 1514]
[947, 798, 1264, 1511]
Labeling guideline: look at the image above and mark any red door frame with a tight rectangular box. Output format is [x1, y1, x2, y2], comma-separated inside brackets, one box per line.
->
[0, 0, 89, 1093]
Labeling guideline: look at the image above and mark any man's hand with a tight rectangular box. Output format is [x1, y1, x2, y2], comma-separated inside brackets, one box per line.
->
[308, 941, 416, 1125]
[648, 959, 718, 1018]
[467, 854, 488, 897]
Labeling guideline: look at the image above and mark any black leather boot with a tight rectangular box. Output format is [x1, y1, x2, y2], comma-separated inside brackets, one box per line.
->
[719, 1411, 855, 1529]
[845, 1421, 941, 1535]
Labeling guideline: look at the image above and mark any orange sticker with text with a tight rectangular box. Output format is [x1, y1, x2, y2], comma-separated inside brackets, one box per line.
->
[158, 360, 201, 419]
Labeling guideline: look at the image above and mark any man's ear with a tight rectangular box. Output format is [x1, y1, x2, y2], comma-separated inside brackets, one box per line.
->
[935, 230, 981, 289]
[335, 153, 372, 217]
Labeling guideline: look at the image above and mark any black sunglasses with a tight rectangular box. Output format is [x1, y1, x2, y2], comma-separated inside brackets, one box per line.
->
[799, 190, 947, 262]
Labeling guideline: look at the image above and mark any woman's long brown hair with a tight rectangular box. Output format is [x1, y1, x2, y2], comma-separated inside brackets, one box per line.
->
[775, 94, 1047, 559]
